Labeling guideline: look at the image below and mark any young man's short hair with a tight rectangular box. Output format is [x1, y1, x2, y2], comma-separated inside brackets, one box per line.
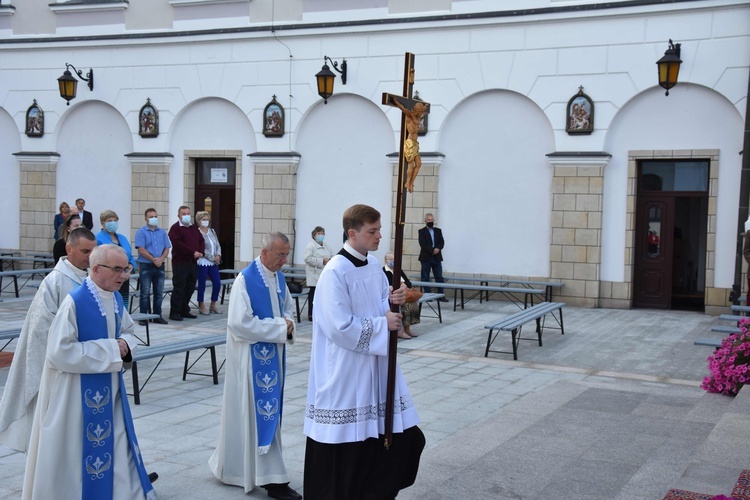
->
[343, 204, 380, 234]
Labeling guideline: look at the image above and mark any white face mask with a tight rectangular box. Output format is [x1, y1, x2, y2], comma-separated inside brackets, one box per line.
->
[200, 220, 209, 228]
[181, 215, 191, 225]
[148, 217, 158, 227]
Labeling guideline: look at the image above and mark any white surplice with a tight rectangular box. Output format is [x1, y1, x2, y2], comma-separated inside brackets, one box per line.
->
[22, 283, 147, 500]
[0, 257, 87, 452]
[208, 260, 296, 493]
[304, 249, 420, 444]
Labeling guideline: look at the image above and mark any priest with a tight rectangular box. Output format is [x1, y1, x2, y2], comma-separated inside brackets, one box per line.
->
[22, 244, 155, 500]
[303, 204, 425, 499]
[209, 231, 302, 500]
[0, 227, 96, 452]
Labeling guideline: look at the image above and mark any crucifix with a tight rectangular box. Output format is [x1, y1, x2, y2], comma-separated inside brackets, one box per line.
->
[381, 52, 431, 448]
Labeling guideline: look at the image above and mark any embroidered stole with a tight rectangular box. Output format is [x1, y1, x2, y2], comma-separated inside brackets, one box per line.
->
[72, 279, 154, 499]
[242, 260, 286, 455]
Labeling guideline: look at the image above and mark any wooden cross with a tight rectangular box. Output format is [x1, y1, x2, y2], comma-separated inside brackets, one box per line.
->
[380, 52, 430, 449]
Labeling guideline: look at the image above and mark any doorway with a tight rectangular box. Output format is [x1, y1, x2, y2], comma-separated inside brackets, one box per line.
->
[633, 160, 709, 310]
[194, 159, 236, 269]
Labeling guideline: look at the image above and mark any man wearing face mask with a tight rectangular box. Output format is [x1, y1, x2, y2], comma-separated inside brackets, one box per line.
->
[168, 206, 204, 321]
[135, 208, 171, 325]
[418, 212, 447, 301]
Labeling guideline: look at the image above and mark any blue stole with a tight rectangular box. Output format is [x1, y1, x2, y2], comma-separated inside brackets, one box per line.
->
[72, 278, 154, 500]
[242, 260, 286, 454]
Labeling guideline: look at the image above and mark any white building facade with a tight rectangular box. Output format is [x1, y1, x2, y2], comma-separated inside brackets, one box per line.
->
[0, 0, 748, 311]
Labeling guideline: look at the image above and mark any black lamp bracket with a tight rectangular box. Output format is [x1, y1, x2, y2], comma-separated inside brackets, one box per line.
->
[324, 56, 347, 85]
[667, 39, 681, 58]
[66, 63, 94, 91]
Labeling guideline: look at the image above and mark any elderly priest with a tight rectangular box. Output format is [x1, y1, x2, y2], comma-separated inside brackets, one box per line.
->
[22, 244, 156, 500]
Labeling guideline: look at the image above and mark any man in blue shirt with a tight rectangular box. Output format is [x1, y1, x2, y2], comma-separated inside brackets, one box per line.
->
[135, 208, 171, 324]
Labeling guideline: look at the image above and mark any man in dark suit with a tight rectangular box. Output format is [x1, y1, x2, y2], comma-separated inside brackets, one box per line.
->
[418, 213, 447, 301]
[75, 198, 94, 230]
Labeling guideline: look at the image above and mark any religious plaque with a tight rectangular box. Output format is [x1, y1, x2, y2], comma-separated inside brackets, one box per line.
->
[25, 99, 44, 137]
[566, 86, 594, 135]
[139, 98, 159, 138]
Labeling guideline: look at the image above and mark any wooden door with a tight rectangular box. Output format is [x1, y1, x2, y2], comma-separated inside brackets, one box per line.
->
[194, 159, 236, 269]
[633, 195, 675, 308]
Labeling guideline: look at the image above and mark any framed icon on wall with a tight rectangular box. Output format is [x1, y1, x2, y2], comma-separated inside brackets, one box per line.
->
[263, 95, 284, 137]
[25, 100, 44, 137]
[139, 98, 159, 138]
[566, 86, 594, 135]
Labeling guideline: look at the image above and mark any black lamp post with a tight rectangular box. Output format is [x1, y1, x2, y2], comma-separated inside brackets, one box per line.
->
[656, 39, 682, 96]
[315, 56, 347, 104]
[58, 63, 94, 105]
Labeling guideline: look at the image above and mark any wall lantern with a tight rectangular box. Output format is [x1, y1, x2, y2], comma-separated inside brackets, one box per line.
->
[315, 56, 347, 104]
[57, 63, 94, 105]
[656, 39, 682, 96]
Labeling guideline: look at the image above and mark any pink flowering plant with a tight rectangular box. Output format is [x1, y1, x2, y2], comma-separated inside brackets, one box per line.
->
[701, 317, 750, 396]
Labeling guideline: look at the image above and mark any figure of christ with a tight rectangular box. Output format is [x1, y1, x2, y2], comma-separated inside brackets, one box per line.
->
[391, 97, 427, 193]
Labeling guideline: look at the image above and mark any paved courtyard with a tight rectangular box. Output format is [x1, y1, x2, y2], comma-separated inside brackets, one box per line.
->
[0, 285, 748, 499]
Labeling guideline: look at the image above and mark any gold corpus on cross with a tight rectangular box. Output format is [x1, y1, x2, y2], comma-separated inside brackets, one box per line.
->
[380, 52, 430, 449]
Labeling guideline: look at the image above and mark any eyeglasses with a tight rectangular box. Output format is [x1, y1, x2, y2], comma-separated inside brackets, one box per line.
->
[99, 264, 133, 275]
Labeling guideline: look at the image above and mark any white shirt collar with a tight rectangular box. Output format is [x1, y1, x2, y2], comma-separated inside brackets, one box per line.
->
[61, 257, 89, 278]
[344, 242, 367, 261]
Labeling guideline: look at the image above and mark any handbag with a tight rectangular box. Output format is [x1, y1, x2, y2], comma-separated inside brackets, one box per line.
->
[404, 287, 423, 303]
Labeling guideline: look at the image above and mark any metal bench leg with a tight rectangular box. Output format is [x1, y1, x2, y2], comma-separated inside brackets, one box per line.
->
[511, 327, 520, 360]
[437, 299, 442, 323]
[183, 351, 190, 381]
[294, 297, 301, 323]
[132, 361, 141, 405]
[210, 347, 219, 384]
[559, 308, 565, 335]
[536, 316, 544, 346]
[485, 328, 495, 357]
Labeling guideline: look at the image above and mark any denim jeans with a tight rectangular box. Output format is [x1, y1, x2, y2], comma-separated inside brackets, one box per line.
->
[139, 262, 165, 316]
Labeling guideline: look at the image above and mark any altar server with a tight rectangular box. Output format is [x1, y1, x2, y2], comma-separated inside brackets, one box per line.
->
[304, 204, 425, 499]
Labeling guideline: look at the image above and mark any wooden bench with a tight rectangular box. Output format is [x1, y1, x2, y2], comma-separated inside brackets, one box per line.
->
[129, 312, 161, 346]
[411, 280, 545, 311]
[0, 328, 22, 351]
[483, 302, 565, 360]
[129, 334, 226, 405]
[417, 292, 445, 323]
[418, 275, 564, 302]
[0, 268, 54, 297]
[710, 325, 741, 335]
[129, 278, 235, 313]
[694, 337, 723, 348]
[731, 305, 750, 315]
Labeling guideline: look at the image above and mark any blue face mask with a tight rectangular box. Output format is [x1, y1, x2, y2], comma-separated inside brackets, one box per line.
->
[148, 217, 158, 227]
[181, 215, 191, 225]
[387, 261, 394, 268]
[315, 234, 325, 244]
[105, 221, 118, 233]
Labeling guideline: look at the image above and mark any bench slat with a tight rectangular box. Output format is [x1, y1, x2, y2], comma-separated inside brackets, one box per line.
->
[694, 338, 723, 348]
[133, 336, 226, 361]
[130, 334, 227, 404]
[711, 325, 741, 334]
